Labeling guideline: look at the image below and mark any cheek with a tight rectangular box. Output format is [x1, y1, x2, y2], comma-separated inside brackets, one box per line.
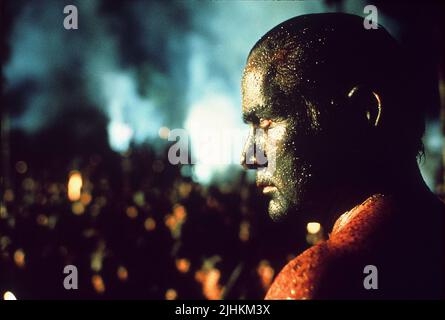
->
[265, 123, 314, 183]
[275, 142, 314, 199]
[278, 154, 304, 186]
[267, 125, 287, 146]
[263, 126, 287, 167]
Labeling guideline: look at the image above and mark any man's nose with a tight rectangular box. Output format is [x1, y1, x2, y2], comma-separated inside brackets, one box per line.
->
[241, 139, 257, 169]
[241, 129, 268, 169]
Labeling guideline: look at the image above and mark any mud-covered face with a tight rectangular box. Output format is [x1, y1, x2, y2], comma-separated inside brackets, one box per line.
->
[240, 57, 325, 221]
[239, 13, 412, 221]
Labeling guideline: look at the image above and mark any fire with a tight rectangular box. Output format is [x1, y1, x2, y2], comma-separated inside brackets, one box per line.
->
[257, 260, 275, 290]
[306, 222, 321, 234]
[117, 266, 129, 281]
[144, 217, 156, 231]
[165, 204, 187, 238]
[176, 258, 191, 273]
[195, 268, 223, 300]
[3, 291, 17, 300]
[67, 171, 83, 201]
[91, 275, 105, 294]
[14, 249, 25, 268]
[239, 220, 250, 242]
[165, 288, 177, 300]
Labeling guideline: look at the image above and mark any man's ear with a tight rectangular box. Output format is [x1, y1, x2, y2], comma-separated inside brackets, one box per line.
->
[346, 85, 382, 127]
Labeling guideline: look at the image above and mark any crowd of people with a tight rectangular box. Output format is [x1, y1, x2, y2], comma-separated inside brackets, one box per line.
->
[0, 136, 312, 300]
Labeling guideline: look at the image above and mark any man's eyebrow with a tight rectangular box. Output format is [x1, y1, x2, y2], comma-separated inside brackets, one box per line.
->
[243, 110, 258, 124]
[243, 105, 278, 124]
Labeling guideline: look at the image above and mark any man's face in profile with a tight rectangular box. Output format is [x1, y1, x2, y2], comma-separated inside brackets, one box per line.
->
[241, 54, 322, 221]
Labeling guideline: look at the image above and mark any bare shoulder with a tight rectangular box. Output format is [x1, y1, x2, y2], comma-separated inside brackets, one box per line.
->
[265, 194, 395, 300]
[265, 241, 330, 299]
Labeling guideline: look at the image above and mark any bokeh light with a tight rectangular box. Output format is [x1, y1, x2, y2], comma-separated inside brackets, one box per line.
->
[68, 171, 82, 202]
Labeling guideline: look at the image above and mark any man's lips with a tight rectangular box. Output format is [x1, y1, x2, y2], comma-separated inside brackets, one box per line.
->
[262, 186, 278, 194]
[256, 179, 277, 194]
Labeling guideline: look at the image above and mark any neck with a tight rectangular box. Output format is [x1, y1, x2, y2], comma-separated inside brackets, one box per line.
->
[312, 158, 431, 231]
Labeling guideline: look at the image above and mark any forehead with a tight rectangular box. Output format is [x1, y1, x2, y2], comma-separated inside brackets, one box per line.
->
[241, 50, 305, 122]
[241, 66, 267, 115]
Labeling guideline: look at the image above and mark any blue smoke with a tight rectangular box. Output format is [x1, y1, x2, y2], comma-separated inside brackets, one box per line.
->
[5, 0, 440, 186]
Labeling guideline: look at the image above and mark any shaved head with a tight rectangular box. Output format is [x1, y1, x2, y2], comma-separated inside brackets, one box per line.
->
[241, 13, 425, 220]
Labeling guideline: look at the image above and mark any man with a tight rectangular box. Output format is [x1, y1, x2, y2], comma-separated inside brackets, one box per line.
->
[240, 13, 444, 299]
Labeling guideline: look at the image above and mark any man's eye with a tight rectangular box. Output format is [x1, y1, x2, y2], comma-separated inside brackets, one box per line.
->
[259, 119, 272, 129]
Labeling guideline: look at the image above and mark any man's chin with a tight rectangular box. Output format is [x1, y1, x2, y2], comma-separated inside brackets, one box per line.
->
[267, 198, 289, 222]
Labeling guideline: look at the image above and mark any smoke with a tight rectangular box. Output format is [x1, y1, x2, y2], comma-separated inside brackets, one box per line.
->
[4, 0, 188, 152]
[8, 0, 437, 185]
[3, 0, 329, 177]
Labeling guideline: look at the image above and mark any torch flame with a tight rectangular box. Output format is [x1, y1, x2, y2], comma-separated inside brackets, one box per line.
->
[68, 171, 83, 201]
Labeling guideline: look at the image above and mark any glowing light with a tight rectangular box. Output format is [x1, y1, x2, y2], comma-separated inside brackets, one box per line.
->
[165, 214, 177, 231]
[257, 260, 275, 290]
[14, 249, 25, 268]
[91, 254, 103, 272]
[80, 192, 92, 206]
[126, 206, 138, 219]
[91, 242, 105, 272]
[72, 201, 85, 215]
[195, 268, 223, 300]
[107, 121, 133, 153]
[3, 291, 17, 300]
[165, 288, 177, 300]
[48, 215, 57, 229]
[239, 221, 250, 242]
[307, 222, 321, 234]
[306, 222, 323, 246]
[133, 192, 145, 207]
[347, 86, 358, 98]
[1, 236, 11, 250]
[68, 171, 82, 202]
[173, 205, 187, 222]
[176, 258, 191, 273]
[91, 275, 105, 294]
[158, 126, 170, 139]
[425, 121, 444, 151]
[3, 189, 14, 202]
[193, 165, 213, 185]
[0, 205, 7, 219]
[117, 266, 128, 282]
[178, 182, 192, 199]
[372, 92, 382, 126]
[184, 93, 246, 185]
[164, 205, 187, 239]
[144, 217, 156, 231]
